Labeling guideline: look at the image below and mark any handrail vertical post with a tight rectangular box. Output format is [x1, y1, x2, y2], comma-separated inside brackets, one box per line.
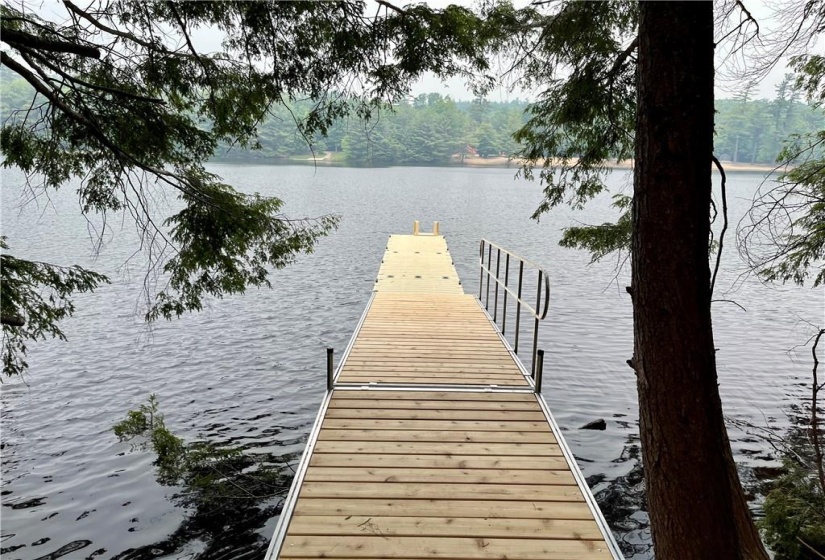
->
[532, 270, 542, 377]
[502, 254, 510, 335]
[493, 248, 501, 323]
[326, 347, 334, 392]
[485, 243, 492, 309]
[514, 261, 524, 353]
[534, 349, 544, 394]
[479, 240, 485, 300]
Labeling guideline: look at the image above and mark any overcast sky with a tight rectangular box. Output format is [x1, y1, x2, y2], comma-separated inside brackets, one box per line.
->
[402, 0, 801, 101]
[19, 0, 810, 102]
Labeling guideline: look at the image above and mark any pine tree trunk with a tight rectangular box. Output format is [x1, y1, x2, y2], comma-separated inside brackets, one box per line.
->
[632, 3, 769, 559]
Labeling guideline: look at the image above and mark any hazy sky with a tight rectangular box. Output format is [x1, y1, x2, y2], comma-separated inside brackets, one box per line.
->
[402, 0, 800, 101]
[18, 0, 807, 102]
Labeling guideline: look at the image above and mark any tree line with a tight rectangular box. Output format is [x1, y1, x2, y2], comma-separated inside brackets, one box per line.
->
[208, 93, 527, 165]
[210, 90, 825, 167]
[247, 90, 824, 167]
[2, 74, 822, 168]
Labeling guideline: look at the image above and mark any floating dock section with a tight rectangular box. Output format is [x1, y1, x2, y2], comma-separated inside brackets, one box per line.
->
[266, 224, 622, 560]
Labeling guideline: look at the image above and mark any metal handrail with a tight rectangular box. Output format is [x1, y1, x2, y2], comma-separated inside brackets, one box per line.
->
[479, 239, 551, 378]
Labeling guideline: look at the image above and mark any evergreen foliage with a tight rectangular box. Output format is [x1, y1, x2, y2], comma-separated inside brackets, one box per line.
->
[739, 36, 825, 289]
[714, 78, 825, 165]
[2, 72, 821, 170]
[509, 1, 638, 214]
[559, 195, 632, 263]
[114, 395, 291, 556]
[761, 458, 825, 559]
[0, 237, 109, 376]
[0, 1, 508, 375]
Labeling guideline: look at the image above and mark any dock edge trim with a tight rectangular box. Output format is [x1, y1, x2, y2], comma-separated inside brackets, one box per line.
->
[332, 292, 377, 384]
[264, 292, 377, 560]
[263, 388, 333, 560]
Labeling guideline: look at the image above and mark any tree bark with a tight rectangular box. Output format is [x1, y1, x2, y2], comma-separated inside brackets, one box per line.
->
[633, 3, 769, 559]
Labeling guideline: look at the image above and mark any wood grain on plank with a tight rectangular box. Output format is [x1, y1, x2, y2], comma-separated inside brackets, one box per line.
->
[330, 391, 535, 401]
[292, 498, 596, 519]
[302, 467, 575, 485]
[317, 429, 556, 444]
[320, 419, 549, 431]
[286, 515, 604, 540]
[299, 482, 582, 501]
[279, 535, 612, 559]
[308, 454, 569, 470]
[327, 399, 538, 411]
[324, 409, 542, 421]
[313, 440, 562, 457]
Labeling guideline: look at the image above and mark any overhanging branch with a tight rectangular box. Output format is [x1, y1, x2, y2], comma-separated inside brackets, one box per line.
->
[1, 51, 203, 203]
[375, 0, 408, 16]
[711, 155, 728, 297]
[608, 36, 638, 78]
[0, 25, 100, 58]
[22, 47, 165, 104]
[63, 0, 155, 49]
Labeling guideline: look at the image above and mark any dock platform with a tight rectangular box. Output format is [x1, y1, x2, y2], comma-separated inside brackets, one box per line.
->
[267, 228, 622, 560]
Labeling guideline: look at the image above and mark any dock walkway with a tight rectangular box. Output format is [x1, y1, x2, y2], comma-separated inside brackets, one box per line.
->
[267, 230, 621, 560]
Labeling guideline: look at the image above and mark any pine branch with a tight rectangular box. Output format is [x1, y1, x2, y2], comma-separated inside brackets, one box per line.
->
[375, 0, 408, 16]
[2, 51, 204, 203]
[0, 25, 101, 58]
[63, 0, 154, 49]
[608, 36, 638, 78]
[711, 155, 728, 297]
[812, 328, 825, 495]
[22, 48, 165, 104]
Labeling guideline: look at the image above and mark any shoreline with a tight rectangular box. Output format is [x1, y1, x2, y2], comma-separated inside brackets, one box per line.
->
[211, 153, 785, 174]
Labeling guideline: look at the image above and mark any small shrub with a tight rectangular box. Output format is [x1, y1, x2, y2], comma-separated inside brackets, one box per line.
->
[761, 458, 825, 559]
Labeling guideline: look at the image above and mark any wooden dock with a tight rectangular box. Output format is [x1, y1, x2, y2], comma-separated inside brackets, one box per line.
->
[266, 227, 622, 560]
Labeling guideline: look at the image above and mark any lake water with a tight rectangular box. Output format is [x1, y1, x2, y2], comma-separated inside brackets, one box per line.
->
[1, 164, 822, 560]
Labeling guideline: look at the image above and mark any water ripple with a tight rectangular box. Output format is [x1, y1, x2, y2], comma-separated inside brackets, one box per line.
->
[1, 165, 821, 559]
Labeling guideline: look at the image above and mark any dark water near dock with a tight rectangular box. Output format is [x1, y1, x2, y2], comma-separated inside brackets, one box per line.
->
[1, 165, 822, 559]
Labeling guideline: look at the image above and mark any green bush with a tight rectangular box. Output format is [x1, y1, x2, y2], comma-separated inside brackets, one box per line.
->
[761, 458, 825, 559]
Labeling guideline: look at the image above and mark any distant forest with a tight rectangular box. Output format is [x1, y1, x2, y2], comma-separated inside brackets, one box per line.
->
[1, 73, 822, 167]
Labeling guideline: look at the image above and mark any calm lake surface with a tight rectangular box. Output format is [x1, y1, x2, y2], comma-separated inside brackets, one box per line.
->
[1, 164, 822, 560]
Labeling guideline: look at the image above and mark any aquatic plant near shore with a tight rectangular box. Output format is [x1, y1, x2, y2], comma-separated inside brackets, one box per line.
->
[113, 396, 292, 559]
[758, 329, 825, 560]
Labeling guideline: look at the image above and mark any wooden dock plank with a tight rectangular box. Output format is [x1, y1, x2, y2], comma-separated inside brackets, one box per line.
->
[303, 467, 575, 484]
[317, 429, 557, 443]
[292, 498, 596, 519]
[335, 377, 527, 386]
[308, 454, 570, 470]
[345, 353, 516, 361]
[327, 399, 542, 410]
[340, 365, 520, 373]
[279, 535, 613, 559]
[329, 391, 536, 401]
[286, 516, 604, 540]
[298, 482, 582, 501]
[313, 440, 562, 456]
[320, 419, 551, 431]
[323, 409, 546, 421]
